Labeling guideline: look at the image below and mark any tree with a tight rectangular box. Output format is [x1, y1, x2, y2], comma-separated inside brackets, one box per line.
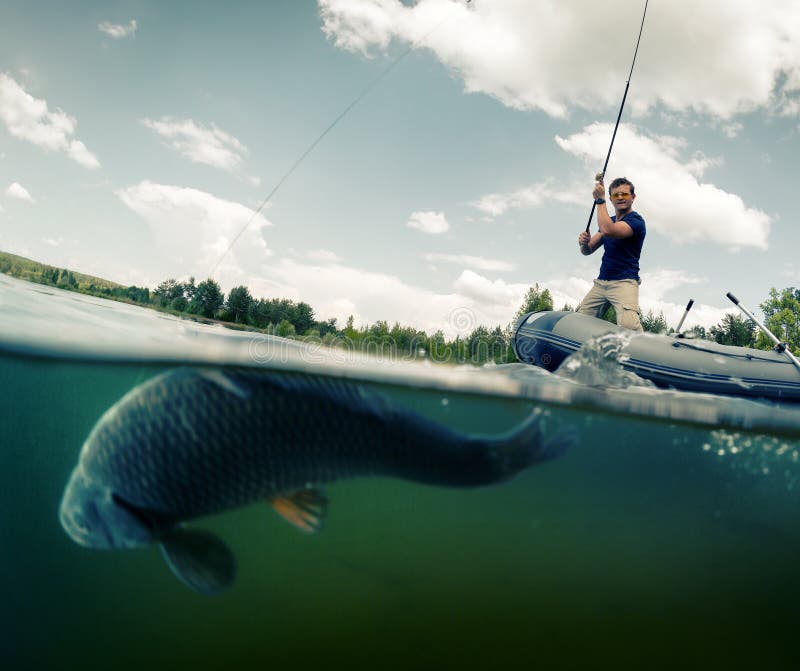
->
[427, 329, 449, 363]
[290, 301, 316, 335]
[641, 310, 668, 334]
[247, 299, 270, 328]
[189, 279, 224, 318]
[124, 285, 150, 303]
[39, 266, 58, 285]
[687, 325, 706, 339]
[182, 277, 197, 302]
[57, 269, 77, 289]
[316, 318, 338, 337]
[154, 278, 183, 307]
[344, 315, 357, 340]
[225, 285, 253, 324]
[276, 319, 296, 337]
[759, 287, 800, 353]
[515, 284, 554, 320]
[709, 313, 756, 347]
[170, 295, 188, 312]
[601, 305, 617, 324]
[466, 325, 491, 363]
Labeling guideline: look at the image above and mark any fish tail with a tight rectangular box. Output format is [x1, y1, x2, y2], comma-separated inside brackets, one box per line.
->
[488, 412, 575, 480]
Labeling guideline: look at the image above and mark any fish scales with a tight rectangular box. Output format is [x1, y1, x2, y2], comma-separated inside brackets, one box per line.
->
[79, 369, 445, 517]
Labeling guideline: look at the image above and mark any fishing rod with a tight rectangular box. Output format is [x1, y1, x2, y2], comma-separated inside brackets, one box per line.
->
[585, 0, 650, 233]
[208, 2, 473, 279]
[726, 292, 800, 375]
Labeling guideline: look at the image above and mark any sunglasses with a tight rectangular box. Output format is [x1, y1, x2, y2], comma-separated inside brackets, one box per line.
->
[611, 191, 632, 199]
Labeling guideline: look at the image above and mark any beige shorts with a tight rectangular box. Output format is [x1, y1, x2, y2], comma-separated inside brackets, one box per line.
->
[577, 279, 643, 332]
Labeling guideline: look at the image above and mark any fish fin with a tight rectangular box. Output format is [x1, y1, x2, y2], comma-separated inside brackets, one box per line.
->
[537, 426, 577, 463]
[270, 488, 328, 534]
[159, 528, 236, 596]
[490, 413, 575, 479]
[197, 369, 250, 400]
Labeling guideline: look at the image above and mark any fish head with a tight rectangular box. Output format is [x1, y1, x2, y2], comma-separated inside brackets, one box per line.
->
[59, 464, 154, 550]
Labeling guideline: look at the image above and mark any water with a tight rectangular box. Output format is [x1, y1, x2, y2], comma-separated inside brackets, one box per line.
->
[2, 273, 800, 669]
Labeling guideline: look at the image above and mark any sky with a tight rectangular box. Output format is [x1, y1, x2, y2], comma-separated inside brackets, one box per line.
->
[1, 0, 800, 338]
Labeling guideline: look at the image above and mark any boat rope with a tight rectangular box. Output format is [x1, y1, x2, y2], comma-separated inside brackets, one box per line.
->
[208, 2, 473, 279]
[670, 340, 793, 365]
[585, 0, 650, 233]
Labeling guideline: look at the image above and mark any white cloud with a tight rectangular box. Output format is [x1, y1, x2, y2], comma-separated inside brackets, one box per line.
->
[453, 269, 526, 305]
[42, 237, 63, 247]
[142, 117, 254, 179]
[473, 123, 771, 250]
[639, 269, 704, 303]
[424, 253, 515, 272]
[717, 121, 744, 139]
[407, 210, 449, 234]
[319, 0, 800, 120]
[554, 123, 772, 249]
[98, 20, 137, 39]
[306, 248, 342, 263]
[0, 73, 100, 169]
[116, 181, 272, 284]
[6, 182, 35, 202]
[247, 260, 528, 338]
[471, 178, 576, 218]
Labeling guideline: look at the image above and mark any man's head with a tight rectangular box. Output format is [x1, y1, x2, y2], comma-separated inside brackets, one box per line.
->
[609, 177, 635, 214]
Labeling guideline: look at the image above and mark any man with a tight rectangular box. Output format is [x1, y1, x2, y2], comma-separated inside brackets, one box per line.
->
[576, 176, 646, 331]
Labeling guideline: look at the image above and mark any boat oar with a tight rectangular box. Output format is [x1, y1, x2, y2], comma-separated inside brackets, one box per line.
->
[726, 292, 800, 374]
[674, 299, 694, 336]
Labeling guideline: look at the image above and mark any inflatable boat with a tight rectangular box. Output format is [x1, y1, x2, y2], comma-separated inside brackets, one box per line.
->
[512, 310, 800, 403]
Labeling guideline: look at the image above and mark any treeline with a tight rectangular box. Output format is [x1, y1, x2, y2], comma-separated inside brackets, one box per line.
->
[0, 252, 128, 294]
[150, 276, 519, 362]
[42, 267, 153, 303]
[150, 277, 332, 336]
[3, 249, 799, 362]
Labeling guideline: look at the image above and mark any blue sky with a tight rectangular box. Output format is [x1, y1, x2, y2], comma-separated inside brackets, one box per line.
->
[1, 0, 799, 336]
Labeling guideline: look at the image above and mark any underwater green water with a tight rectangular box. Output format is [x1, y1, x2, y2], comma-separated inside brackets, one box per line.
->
[2, 351, 800, 669]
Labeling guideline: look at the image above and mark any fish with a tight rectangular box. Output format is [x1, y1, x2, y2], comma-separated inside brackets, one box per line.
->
[59, 367, 573, 595]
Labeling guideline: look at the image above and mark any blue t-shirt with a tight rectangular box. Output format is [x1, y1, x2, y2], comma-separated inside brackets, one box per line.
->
[598, 210, 646, 281]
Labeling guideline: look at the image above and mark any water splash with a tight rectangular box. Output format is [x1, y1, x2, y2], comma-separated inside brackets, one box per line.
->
[555, 331, 654, 389]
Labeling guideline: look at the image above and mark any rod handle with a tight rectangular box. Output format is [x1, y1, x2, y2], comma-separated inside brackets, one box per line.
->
[685, 299, 694, 311]
[726, 292, 739, 305]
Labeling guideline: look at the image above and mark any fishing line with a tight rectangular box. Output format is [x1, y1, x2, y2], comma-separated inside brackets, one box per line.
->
[585, 0, 650, 233]
[208, 1, 473, 278]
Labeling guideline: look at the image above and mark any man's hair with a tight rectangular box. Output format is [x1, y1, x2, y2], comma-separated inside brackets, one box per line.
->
[610, 177, 635, 195]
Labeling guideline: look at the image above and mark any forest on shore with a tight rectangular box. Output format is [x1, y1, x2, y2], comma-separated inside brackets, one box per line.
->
[2, 249, 799, 363]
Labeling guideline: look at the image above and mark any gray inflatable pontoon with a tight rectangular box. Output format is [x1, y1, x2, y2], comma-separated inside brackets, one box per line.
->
[512, 310, 800, 403]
